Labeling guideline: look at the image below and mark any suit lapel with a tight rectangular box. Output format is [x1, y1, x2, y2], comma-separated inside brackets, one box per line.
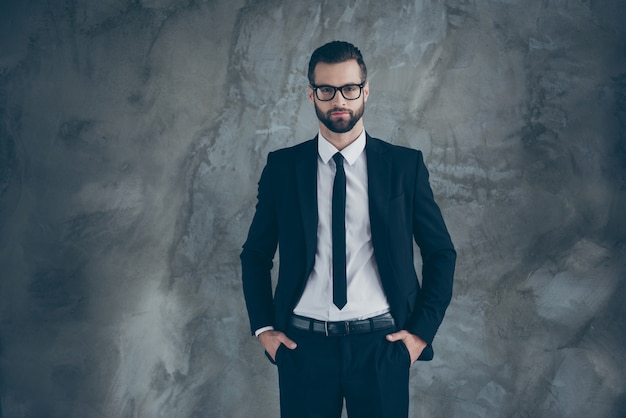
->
[365, 135, 392, 248]
[296, 138, 319, 274]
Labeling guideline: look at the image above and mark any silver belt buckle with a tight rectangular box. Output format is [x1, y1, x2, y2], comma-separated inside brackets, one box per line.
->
[324, 321, 329, 337]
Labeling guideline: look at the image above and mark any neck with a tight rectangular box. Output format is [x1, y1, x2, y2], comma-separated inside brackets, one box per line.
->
[320, 122, 364, 151]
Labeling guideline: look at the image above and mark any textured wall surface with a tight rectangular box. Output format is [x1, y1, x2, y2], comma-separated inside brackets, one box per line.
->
[1, 1, 625, 417]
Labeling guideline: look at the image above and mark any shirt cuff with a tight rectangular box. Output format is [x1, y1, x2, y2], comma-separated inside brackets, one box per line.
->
[254, 326, 274, 337]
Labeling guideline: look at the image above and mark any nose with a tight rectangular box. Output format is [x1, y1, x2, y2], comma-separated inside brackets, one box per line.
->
[331, 89, 347, 106]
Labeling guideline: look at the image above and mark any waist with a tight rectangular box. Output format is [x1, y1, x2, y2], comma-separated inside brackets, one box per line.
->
[290, 312, 395, 337]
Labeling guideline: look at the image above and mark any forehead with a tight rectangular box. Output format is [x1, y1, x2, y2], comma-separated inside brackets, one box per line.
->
[312, 59, 362, 85]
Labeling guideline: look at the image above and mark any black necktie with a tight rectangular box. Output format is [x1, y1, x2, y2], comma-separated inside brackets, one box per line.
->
[332, 153, 347, 309]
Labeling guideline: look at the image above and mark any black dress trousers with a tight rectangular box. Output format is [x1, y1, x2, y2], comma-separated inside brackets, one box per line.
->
[274, 325, 411, 418]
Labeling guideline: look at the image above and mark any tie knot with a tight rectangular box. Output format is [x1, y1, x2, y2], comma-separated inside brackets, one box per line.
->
[332, 152, 344, 167]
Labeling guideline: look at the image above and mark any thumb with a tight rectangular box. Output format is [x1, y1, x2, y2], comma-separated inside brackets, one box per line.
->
[280, 335, 298, 350]
[386, 331, 403, 342]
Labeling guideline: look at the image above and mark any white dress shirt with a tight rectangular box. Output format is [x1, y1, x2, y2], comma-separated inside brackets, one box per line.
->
[292, 130, 390, 321]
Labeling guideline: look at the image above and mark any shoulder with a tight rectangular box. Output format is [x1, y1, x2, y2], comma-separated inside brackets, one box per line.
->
[366, 134, 424, 163]
[261, 138, 317, 180]
[267, 138, 317, 166]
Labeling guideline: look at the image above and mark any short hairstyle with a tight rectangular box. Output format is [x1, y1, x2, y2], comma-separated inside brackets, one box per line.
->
[307, 41, 368, 85]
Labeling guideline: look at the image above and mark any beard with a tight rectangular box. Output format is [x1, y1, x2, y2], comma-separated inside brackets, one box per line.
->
[315, 102, 365, 134]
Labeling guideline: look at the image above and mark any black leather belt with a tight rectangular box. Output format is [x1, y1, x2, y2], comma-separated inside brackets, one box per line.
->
[290, 312, 395, 336]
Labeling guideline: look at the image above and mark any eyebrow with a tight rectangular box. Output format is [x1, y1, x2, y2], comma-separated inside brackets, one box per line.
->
[312, 82, 363, 87]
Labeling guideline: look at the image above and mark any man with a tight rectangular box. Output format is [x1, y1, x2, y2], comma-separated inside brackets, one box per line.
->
[241, 41, 456, 418]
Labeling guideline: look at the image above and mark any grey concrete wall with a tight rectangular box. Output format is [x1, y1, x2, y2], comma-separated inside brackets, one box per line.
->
[1, 1, 625, 417]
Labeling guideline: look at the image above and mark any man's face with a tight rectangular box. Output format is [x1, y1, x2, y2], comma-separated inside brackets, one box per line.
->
[308, 60, 369, 134]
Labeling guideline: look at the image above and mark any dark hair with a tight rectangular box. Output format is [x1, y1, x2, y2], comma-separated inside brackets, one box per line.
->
[307, 41, 367, 85]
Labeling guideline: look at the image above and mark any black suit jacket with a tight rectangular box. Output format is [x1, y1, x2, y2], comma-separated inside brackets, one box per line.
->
[241, 134, 456, 360]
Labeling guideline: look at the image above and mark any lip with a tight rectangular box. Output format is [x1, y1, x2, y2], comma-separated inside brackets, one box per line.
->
[330, 111, 349, 117]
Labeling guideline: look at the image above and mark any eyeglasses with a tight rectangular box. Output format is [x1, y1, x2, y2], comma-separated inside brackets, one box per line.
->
[310, 83, 365, 101]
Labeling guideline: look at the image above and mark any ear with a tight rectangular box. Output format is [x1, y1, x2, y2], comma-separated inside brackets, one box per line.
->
[362, 81, 370, 103]
[307, 85, 315, 104]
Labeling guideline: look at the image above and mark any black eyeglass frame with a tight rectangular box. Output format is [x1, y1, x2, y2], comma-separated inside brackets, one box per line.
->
[310, 83, 366, 101]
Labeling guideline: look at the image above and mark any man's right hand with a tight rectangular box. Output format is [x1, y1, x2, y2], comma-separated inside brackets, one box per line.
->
[258, 330, 297, 361]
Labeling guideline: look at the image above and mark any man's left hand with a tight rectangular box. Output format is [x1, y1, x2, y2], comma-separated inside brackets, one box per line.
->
[386, 330, 427, 364]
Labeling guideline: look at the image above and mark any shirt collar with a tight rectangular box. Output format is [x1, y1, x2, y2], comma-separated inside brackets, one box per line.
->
[317, 129, 366, 166]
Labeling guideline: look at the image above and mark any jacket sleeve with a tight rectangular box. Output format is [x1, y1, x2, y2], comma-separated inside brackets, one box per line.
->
[240, 153, 279, 335]
[407, 151, 456, 345]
